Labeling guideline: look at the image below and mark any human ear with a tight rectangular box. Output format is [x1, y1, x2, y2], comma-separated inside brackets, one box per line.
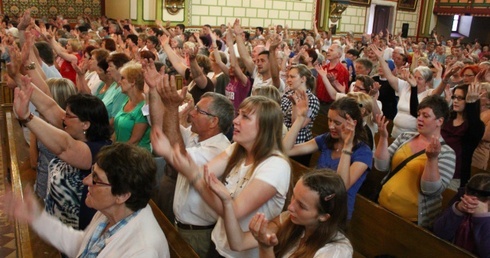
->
[318, 213, 331, 222]
[115, 192, 131, 204]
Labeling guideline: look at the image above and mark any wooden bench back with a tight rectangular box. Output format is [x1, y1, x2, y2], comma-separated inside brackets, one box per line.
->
[349, 195, 476, 258]
[3, 111, 60, 258]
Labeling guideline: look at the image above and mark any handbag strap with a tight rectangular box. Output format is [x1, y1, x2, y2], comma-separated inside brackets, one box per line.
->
[382, 149, 426, 185]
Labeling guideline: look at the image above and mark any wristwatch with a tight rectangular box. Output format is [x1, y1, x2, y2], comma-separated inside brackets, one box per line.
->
[18, 113, 34, 126]
[24, 62, 35, 70]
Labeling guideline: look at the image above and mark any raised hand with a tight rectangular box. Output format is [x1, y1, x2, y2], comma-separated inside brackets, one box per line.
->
[341, 113, 357, 147]
[158, 34, 170, 47]
[249, 213, 278, 248]
[375, 114, 389, 139]
[1, 186, 42, 225]
[425, 135, 441, 160]
[269, 34, 282, 51]
[466, 82, 480, 103]
[6, 46, 22, 80]
[233, 18, 243, 35]
[18, 9, 32, 31]
[13, 76, 34, 120]
[368, 44, 383, 60]
[156, 74, 188, 108]
[71, 58, 88, 76]
[369, 81, 381, 99]
[314, 64, 327, 77]
[142, 58, 164, 89]
[292, 90, 309, 113]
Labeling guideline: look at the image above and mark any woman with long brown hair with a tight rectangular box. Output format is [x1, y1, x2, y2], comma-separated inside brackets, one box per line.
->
[207, 169, 352, 257]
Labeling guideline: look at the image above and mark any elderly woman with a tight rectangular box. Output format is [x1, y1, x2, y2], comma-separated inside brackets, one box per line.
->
[5, 143, 170, 257]
[13, 75, 112, 230]
[114, 61, 151, 151]
[374, 95, 456, 228]
[371, 45, 439, 138]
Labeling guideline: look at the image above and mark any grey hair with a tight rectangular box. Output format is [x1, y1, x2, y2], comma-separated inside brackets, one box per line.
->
[413, 66, 433, 82]
[202, 92, 234, 133]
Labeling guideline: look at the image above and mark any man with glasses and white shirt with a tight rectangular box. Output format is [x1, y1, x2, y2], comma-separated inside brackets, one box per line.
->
[148, 72, 234, 258]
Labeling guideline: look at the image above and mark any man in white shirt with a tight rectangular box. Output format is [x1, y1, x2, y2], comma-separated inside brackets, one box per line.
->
[233, 19, 286, 94]
[149, 73, 234, 258]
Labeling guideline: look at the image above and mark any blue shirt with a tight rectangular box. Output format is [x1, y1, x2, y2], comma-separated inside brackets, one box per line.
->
[314, 133, 373, 219]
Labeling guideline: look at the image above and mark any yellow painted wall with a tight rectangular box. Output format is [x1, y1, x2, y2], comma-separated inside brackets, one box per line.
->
[105, 0, 130, 20]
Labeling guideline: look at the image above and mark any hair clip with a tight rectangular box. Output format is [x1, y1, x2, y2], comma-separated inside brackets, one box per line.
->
[324, 193, 336, 201]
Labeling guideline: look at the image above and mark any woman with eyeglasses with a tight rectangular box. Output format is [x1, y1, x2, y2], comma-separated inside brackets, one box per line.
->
[4, 143, 170, 257]
[12, 75, 112, 231]
[460, 65, 479, 84]
[441, 83, 485, 190]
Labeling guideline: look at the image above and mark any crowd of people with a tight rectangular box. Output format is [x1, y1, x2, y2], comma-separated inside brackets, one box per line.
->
[1, 8, 490, 258]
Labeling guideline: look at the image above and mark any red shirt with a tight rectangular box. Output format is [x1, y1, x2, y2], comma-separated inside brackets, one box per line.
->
[59, 52, 82, 85]
[316, 62, 349, 103]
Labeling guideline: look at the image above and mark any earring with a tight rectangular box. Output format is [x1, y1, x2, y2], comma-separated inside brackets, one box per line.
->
[83, 130, 86, 135]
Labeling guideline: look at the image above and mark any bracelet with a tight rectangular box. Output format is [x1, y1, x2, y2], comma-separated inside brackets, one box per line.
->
[18, 112, 34, 126]
[342, 149, 353, 155]
[25, 62, 35, 70]
[189, 173, 202, 185]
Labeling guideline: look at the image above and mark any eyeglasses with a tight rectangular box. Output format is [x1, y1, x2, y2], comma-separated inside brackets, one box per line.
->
[353, 85, 367, 92]
[65, 112, 78, 119]
[91, 167, 112, 187]
[451, 95, 465, 101]
[195, 105, 217, 117]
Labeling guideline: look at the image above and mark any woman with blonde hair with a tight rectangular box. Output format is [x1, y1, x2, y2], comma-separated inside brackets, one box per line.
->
[113, 61, 151, 151]
[152, 96, 291, 257]
[30, 78, 77, 199]
[50, 37, 82, 84]
[347, 92, 376, 150]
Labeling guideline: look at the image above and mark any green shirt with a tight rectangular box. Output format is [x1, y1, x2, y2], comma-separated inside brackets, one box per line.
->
[95, 81, 128, 118]
[114, 100, 151, 151]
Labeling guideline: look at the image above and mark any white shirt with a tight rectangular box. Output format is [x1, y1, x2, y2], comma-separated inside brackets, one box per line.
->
[173, 126, 231, 226]
[251, 66, 286, 95]
[392, 78, 433, 138]
[212, 143, 291, 258]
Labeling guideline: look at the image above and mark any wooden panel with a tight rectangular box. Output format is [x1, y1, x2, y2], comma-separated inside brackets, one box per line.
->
[149, 200, 199, 258]
[6, 111, 33, 258]
[5, 111, 61, 258]
[349, 195, 476, 258]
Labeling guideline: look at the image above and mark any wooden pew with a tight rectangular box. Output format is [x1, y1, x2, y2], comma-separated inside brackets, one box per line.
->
[3, 110, 60, 258]
[349, 194, 476, 258]
[149, 200, 198, 258]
